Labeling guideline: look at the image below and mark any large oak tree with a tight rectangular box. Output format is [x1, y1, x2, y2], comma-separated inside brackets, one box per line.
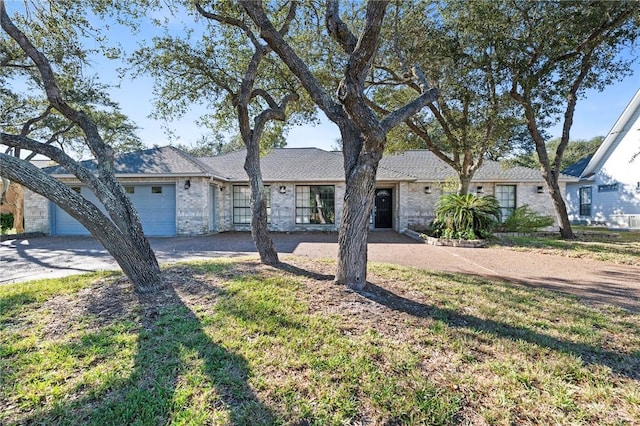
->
[240, 1, 437, 289]
[460, 0, 639, 238]
[373, 2, 527, 195]
[0, 1, 160, 292]
[131, 1, 313, 265]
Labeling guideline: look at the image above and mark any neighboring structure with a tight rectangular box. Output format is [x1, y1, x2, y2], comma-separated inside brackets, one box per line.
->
[564, 89, 640, 229]
[1, 179, 24, 233]
[23, 146, 567, 236]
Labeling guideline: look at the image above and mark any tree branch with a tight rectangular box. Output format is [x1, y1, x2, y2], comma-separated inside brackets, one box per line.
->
[277, 0, 298, 36]
[20, 105, 53, 136]
[325, 0, 357, 54]
[1, 1, 114, 164]
[250, 88, 279, 109]
[1, 132, 104, 188]
[194, 0, 262, 49]
[240, 0, 343, 122]
[380, 88, 438, 133]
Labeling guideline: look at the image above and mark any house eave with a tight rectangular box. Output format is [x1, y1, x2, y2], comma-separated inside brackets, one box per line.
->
[51, 172, 228, 181]
[581, 88, 640, 177]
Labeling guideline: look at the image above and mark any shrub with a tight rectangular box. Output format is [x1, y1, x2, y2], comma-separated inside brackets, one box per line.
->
[432, 193, 501, 240]
[1, 212, 14, 233]
[498, 205, 554, 233]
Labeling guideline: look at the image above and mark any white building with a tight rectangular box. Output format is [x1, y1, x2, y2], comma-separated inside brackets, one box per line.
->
[564, 89, 640, 229]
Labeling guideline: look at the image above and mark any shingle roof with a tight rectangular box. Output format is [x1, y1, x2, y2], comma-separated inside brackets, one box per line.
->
[562, 155, 593, 178]
[43, 146, 211, 176]
[378, 150, 566, 182]
[43, 145, 561, 183]
[199, 148, 417, 182]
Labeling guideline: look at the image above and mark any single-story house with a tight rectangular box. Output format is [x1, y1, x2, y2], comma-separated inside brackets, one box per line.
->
[23, 146, 571, 236]
[564, 88, 640, 229]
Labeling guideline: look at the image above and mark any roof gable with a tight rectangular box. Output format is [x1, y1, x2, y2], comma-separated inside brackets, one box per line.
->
[43, 146, 211, 176]
[581, 88, 640, 177]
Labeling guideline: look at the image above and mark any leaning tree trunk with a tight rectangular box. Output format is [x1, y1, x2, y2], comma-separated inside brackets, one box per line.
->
[88, 220, 161, 291]
[1, 154, 161, 292]
[547, 178, 575, 239]
[244, 143, 279, 265]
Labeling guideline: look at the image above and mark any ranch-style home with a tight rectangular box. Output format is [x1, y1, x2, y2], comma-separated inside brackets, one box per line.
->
[564, 88, 640, 230]
[23, 146, 570, 237]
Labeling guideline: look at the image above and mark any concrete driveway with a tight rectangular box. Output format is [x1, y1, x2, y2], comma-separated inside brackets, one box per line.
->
[2, 231, 639, 312]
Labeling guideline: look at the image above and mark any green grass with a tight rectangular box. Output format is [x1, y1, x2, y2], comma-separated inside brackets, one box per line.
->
[1, 258, 639, 425]
[496, 229, 640, 266]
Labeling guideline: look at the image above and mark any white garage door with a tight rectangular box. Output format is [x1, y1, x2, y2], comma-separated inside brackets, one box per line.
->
[52, 184, 176, 236]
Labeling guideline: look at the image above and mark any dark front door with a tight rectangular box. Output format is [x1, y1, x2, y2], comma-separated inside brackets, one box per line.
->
[374, 188, 393, 228]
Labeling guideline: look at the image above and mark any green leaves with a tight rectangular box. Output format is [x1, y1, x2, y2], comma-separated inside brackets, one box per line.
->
[433, 193, 501, 240]
[1, 2, 142, 157]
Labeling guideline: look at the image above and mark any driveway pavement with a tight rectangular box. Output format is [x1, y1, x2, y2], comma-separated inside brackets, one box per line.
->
[2, 231, 639, 312]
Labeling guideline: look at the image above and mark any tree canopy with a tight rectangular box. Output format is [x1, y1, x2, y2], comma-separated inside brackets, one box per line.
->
[372, 1, 529, 194]
[510, 136, 604, 172]
[0, 0, 160, 291]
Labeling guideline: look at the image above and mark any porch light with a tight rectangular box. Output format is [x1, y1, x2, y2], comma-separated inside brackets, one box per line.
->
[424, 186, 431, 194]
[279, 186, 287, 194]
[184, 179, 191, 190]
[476, 185, 484, 194]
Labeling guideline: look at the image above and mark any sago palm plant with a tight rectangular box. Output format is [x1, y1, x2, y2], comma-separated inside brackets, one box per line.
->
[433, 193, 501, 240]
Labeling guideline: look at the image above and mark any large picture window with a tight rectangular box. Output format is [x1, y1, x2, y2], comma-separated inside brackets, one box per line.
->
[579, 187, 592, 217]
[233, 185, 270, 224]
[296, 185, 335, 224]
[496, 185, 516, 221]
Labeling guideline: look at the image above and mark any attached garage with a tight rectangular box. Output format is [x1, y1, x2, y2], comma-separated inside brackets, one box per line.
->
[51, 184, 177, 236]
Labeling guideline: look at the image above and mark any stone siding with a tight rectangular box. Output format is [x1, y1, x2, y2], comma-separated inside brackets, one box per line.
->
[23, 175, 562, 236]
[403, 181, 560, 231]
[176, 177, 211, 235]
[23, 190, 49, 233]
[404, 182, 439, 231]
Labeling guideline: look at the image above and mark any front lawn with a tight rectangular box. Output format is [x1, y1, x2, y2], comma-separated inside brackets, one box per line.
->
[497, 229, 640, 267]
[1, 258, 638, 425]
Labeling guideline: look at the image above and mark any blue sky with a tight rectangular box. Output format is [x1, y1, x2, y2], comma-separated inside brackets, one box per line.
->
[110, 58, 639, 152]
[5, 2, 640, 152]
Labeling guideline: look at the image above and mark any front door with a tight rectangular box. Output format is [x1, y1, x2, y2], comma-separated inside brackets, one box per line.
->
[374, 188, 393, 228]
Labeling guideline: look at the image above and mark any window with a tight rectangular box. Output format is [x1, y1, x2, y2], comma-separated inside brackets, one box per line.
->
[579, 187, 592, 217]
[496, 185, 516, 221]
[125, 186, 135, 194]
[71, 187, 81, 193]
[598, 183, 618, 192]
[151, 186, 162, 194]
[233, 185, 270, 224]
[296, 185, 335, 224]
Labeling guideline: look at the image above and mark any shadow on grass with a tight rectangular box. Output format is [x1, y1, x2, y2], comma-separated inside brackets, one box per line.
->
[19, 267, 276, 425]
[254, 262, 639, 382]
[359, 282, 639, 381]
[273, 261, 335, 282]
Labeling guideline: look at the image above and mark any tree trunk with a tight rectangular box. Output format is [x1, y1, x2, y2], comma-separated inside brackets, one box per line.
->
[547, 178, 574, 239]
[244, 144, 279, 265]
[335, 128, 380, 290]
[90, 223, 161, 291]
[1, 154, 161, 292]
[336, 166, 376, 290]
[457, 174, 472, 195]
